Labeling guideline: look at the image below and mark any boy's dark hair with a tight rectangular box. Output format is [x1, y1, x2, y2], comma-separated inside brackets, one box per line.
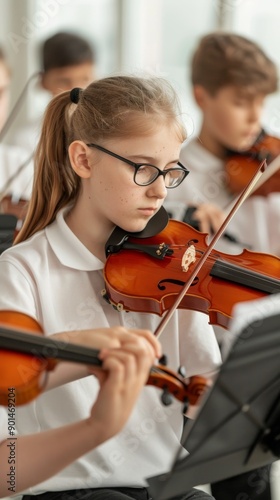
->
[42, 32, 96, 72]
[191, 32, 278, 96]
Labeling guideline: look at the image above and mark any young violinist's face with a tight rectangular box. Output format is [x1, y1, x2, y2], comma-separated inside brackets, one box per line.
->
[0, 60, 10, 132]
[41, 62, 95, 96]
[195, 85, 265, 152]
[71, 119, 183, 236]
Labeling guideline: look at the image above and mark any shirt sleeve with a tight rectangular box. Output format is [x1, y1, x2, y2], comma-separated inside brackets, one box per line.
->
[178, 309, 222, 377]
[0, 257, 38, 319]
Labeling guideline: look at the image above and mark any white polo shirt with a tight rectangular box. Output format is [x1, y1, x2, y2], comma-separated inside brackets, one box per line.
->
[165, 138, 280, 256]
[0, 207, 221, 494]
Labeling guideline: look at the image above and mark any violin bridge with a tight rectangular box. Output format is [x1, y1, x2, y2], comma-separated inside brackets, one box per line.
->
[181, 245, 196, 272]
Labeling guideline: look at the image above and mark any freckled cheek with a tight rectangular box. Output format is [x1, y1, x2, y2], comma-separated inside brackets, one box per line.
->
[115, 192, 140, 214]
[116, 194, 135, 207]
[95, 174, 140, 207]
[97, 179, 115, 193]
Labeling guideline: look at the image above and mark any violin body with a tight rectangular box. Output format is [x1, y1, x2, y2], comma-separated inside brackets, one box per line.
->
[225, 131, 280, 196]
[0, 195, 29, 220]
[104, 220, 280, 329]
[0, 311, 49, 406]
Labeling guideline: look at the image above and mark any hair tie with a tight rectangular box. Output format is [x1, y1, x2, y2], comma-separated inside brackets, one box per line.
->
[70, 87, 82, 104]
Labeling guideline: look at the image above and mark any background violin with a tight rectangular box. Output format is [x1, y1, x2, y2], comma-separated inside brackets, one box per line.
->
[225, 129, 280, 196]
[0, 195, 29, 220]
[103, 219, 280, 329]
[0, 197, 28, 253]
[0, 310, 207, 408]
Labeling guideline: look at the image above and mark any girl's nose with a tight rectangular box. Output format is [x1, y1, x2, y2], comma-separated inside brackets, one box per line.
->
[146, 175, 167, 199]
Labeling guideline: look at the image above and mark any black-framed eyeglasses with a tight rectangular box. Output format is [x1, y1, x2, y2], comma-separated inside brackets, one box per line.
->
[86, 142, 189, 189]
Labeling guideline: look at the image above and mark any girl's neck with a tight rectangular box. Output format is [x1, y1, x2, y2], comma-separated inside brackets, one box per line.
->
[65, 201, 114, 263]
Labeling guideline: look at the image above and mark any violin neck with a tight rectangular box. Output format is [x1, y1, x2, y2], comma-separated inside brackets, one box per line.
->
[211, 260, 280, 295]
[0, 327, 102, 366]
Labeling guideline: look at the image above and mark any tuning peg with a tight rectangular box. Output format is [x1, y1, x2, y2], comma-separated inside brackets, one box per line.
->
[161, 387, 173, 406]
[183, 401, 189, 414]
[159, 354, 168, 366]
[177, 365, 186, 378]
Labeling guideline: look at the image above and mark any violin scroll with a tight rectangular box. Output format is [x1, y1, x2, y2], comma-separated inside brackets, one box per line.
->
[147, 364, 208, 411]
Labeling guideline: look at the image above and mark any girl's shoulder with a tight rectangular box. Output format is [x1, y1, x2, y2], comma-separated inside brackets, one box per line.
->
[0, 229, 47, 268]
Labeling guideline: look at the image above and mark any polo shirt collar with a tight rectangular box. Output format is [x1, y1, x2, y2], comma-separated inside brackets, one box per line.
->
[45, 207, 104, 271]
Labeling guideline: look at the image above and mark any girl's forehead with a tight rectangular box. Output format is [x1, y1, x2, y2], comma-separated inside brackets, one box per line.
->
[109, 114, 185, 144]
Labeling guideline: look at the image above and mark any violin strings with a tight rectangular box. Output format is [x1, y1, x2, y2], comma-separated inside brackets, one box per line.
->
[168, 244, 278, 289]
[0, 327, 102, 365]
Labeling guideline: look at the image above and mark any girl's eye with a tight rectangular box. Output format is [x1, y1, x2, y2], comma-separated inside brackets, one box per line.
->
[137, 165, 150, 173]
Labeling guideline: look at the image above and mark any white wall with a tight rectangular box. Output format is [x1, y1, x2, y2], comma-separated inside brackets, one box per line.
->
[1, 0, 280, 140]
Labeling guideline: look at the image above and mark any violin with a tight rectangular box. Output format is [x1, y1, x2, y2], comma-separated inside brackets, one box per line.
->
[0, 195, 29, 220]
[0, 195, 29, 247]
[0, 150, 33, 236]
[103, 219, 280, 329]
[0, 310, 207, 408]
[225, 129, 280, 196]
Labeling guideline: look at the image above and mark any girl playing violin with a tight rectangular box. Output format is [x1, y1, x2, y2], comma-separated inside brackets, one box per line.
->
[0, 326, 160, 497]
[0, 75, 220, 500]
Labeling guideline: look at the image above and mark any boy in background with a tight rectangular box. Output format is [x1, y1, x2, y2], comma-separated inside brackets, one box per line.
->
[166, 31, 279, 500]
[166, 32, 280, 257]
[14, 31, 96, 154]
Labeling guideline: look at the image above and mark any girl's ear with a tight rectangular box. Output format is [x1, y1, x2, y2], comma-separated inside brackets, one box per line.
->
[68, 141, 92, 179]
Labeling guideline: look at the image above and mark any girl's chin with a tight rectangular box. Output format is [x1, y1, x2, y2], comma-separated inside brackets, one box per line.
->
[124, 223, 147, 234]
[117, 219, 148, 234]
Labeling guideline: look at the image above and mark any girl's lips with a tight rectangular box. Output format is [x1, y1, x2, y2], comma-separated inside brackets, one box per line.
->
[138, 208, 157, 215]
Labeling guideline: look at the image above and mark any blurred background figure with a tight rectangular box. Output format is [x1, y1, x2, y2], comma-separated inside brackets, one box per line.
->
[13, 31, 97, 154]
[0, 46, 33, 228]
[165, 31, 279, 500]
[165, 32, 280, 258]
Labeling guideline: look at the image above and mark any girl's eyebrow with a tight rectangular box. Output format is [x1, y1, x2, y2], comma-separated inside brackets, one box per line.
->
[128, 155, 180, 165]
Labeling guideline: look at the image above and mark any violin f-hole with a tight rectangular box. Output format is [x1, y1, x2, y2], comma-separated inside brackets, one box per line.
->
[158, 277, 199, 291]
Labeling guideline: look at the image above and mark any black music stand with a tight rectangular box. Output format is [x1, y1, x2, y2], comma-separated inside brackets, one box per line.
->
[147, 299, 280, 500]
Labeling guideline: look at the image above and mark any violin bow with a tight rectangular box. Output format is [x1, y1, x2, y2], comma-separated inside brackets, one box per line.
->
[154, 159, 267, 339]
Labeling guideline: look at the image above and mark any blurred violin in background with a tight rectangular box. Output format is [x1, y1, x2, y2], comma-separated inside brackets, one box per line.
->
[0, 197, 28, 254]
[225, 129, 280, 196]
[0, 150, 33, 251]
[0, 194, 29, 220]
